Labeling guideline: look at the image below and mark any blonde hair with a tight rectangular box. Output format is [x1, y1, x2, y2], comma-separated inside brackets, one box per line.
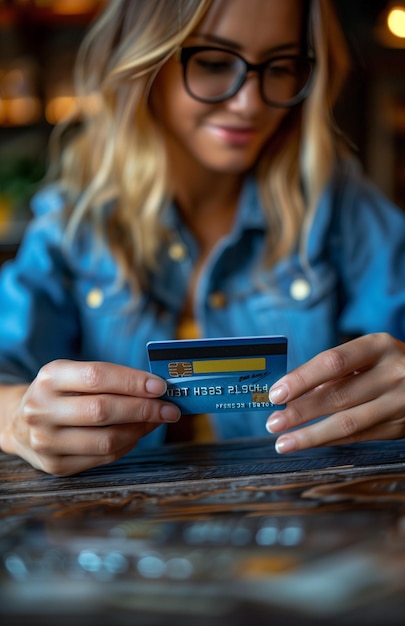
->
[257, 0, 350, 268]
[51, 0, 350, 290]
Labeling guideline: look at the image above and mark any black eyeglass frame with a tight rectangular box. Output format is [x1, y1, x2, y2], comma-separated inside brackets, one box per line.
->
[177, 46, 316, 108]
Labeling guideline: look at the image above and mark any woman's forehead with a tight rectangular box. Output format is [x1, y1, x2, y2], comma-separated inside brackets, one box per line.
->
[188, 0, 304, 54]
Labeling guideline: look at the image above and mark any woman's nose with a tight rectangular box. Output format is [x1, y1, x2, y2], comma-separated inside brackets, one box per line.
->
[225, 73, 264, 114]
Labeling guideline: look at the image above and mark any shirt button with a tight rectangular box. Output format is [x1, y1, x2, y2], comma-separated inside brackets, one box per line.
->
[86, 287, 104, 308]
[208, 292, 227, 309]
[290, 278, 311, 301]
[168, 242, 187, 261]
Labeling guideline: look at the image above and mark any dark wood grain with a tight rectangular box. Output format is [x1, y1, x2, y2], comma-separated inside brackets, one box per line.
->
[0, 438, 404, 626]
[1, 437, 404, 499]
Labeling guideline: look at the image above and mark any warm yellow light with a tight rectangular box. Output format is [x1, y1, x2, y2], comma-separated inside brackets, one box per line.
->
[45, 96, 77, 124]
[51, 0, 99, 14]
[45, 92, 101, 124]
[4, 96, 42, 126]
[387, 7, 405, 38]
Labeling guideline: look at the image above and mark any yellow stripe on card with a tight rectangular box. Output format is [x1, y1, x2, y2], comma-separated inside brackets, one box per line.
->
[193, 357, 266, 374]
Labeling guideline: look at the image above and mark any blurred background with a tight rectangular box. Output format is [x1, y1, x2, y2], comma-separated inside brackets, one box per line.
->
[0, 0, 404, 257]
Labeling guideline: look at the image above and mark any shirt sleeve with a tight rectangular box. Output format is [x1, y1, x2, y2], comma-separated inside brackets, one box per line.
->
[0, 186, 81, 383]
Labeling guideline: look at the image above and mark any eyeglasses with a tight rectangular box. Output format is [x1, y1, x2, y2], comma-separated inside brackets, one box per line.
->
[178, 46, 315, 108]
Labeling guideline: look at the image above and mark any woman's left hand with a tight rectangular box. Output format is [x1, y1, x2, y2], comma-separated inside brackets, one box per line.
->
[266, 332, 405, 453]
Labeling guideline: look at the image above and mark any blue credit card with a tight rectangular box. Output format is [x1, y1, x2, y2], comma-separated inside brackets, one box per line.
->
[147, 335, 287, 414]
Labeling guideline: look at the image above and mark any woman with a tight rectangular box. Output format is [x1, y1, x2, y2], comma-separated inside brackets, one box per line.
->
[0, 0, 404, 475]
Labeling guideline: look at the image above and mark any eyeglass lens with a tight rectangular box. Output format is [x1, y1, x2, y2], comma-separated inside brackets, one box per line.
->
[185, 49, 313, 106]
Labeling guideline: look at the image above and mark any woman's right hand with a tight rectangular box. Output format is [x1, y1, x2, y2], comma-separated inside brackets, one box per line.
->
[0, 359, 181, 476]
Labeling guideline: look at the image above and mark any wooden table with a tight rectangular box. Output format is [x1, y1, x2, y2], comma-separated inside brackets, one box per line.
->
[1, 438, 404, 626]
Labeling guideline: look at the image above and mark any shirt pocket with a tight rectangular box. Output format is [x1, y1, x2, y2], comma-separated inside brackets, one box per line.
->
[73, 275, 144, 362]
[73, 274, 178, 367]
[248, 262, 340, 368]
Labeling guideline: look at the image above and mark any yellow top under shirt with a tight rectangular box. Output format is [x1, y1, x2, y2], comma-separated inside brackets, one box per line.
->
[175, 316, 216, 443]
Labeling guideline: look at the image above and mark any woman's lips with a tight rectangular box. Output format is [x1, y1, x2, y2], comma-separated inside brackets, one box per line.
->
[207, 124, 259, 145]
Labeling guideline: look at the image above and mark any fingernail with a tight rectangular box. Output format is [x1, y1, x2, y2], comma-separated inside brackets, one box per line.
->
[269, 383, 289, 405]
[160, 404, 181, 422]
[266, 415, 287, 433]
[275, 436, 296, 454]
[146, 377, 167, 395]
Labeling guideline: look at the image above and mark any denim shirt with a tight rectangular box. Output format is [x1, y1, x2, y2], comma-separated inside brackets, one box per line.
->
[1, 159, 405, 450]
